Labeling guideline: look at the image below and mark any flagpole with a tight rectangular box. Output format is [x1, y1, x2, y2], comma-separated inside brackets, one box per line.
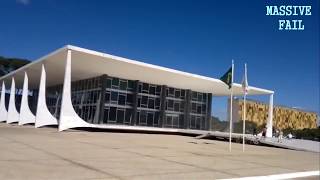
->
[242, 63, 247, 152]
[229, 60, 234, 152]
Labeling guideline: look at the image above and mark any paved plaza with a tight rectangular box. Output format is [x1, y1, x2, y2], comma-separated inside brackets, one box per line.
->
[0, 123, 319, 180]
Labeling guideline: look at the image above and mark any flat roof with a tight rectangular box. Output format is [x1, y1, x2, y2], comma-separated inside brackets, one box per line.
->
[0, 45, 274, 96]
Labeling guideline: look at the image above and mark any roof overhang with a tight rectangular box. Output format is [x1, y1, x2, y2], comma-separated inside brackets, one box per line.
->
[0, 45, 274, 96]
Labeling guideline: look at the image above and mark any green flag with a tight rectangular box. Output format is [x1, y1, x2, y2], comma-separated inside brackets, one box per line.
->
[220, 67, 232, 89]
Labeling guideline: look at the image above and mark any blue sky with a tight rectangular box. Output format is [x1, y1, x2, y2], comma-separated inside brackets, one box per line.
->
[0, 0, 319, 120]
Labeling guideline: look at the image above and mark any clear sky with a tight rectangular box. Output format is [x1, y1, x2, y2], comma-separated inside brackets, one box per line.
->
[0, 0, 319, 120]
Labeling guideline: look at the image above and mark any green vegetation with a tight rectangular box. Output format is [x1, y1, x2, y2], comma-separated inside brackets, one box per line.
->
[210, 117, 260, 133]
[0, 56, 30, 76]
[283, 128, 320, 141]
[210, 116, 228, 131]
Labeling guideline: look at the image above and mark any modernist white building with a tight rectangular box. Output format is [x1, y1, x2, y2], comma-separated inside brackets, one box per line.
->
[0, 45, 274, 137]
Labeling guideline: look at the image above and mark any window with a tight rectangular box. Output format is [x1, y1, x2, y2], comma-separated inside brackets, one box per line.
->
[148, 98, 155, 109]
[118, 94, 126, 105]
[179, 114, 184, 127]
[127, 94, 133, 105]
[112, 78, 119, 88]
[181, 90, 185, 98]
[168, 100, 174, 110]
[120, 80, 127, 90]
[117, 109, 125, 124]
[197, 105, 202, 114]
[147, 112, 154, 126]
[190, 115, 196, 129]
[105, 91, 110, 103]
[137, 97, 141, 107]
[166, 116, 172, 126]
[138, 84, 142, 93]
[156, 86, 161, 95]
[142, 83, 149, 93]
[149, 86, 156, 95]
[111, 91, 118, 102]
[125, 109, 132, 124]
[202, 104, 207, 114]
[168, 88, 174, 97]
[106, 79, 111, 88]
[203, 93, 207, 102]
[180, 102, 184, 112]
[192, 92, 197, 100]
[92, 91, 98, 103]
[128, 80, 134, 90]
[198, 93, 203, 101]
[175, 90, 180, 98]
[141, 96, 148, 107]
[192, 103, 196, 113]
[196, 117, 201, 129]
[155, 98, 160, 109]
[140, 111, 147, 124]
[154, 112, 160, 125]
[103, 108, 109, 123]
[173, 116, 179, 127]
[88, 80, 92, 90]
[91, 106, 96, 121]
[174, 102, 179, 112]
[109, 107, 117, 122]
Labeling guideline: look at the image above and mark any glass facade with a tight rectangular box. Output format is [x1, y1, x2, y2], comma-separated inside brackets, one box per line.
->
[104, 77, 135, 125]
[190, 91, 208, 130]
[164, 87, 185, 128]
[28, 74, 212, 130]
[47, 85, 62, 119]
[136, 82, 162, 127]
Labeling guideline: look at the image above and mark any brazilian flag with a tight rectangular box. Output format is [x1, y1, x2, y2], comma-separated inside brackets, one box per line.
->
[220, 67, 232, 89]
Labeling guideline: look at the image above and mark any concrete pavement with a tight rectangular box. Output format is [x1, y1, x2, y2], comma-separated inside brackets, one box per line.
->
[0, 123, 319, 180]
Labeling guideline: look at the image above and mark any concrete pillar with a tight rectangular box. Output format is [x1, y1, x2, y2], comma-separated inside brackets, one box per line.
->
[7, 78, 19, 124]
[19, 72, 36, 125]
[206, 93, 212, 131]
[159, 85, 167, 127]
[0, 81, 8, 122]
[266, 93, 274, 137]
[59, 49, 92, 131]
[97, 74, 108, 124]
[35, 64, 58, 128]
[184, 90, 191, 129]
[131, 80, 139, 126]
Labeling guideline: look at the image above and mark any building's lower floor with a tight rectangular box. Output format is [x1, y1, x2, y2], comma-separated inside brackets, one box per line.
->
[6, 74, 212, 131]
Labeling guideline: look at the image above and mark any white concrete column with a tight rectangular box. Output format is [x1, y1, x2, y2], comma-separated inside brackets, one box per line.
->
[7, 78, 20, 124]
[35, 64, 58, 128]
[266, 93, 274, 137]
[59, 49, 92, 131]
[19, 72, 36, 125]
[0, 81, 8, 122]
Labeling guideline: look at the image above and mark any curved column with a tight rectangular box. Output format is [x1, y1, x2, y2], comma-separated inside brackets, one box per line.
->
[19, 72, 36, 125]
[266, 93, 274, 137]
[7, 78, 20, 124]
[35, 64, 58, 128]
[0, 82, 8, 122]
[59, 49, 93, 131]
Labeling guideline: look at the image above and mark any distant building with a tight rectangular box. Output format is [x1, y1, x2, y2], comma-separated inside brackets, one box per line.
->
[231, 98, 318, 130]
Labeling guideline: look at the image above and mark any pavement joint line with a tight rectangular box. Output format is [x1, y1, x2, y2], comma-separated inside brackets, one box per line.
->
[184, 151, 304, 172]
[123, 169, 226, 178]
[77, 140, 240, 177]
[218, 170, 320, 180]
[76, 138, 308, 177]
[1, 135, 124, 180]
